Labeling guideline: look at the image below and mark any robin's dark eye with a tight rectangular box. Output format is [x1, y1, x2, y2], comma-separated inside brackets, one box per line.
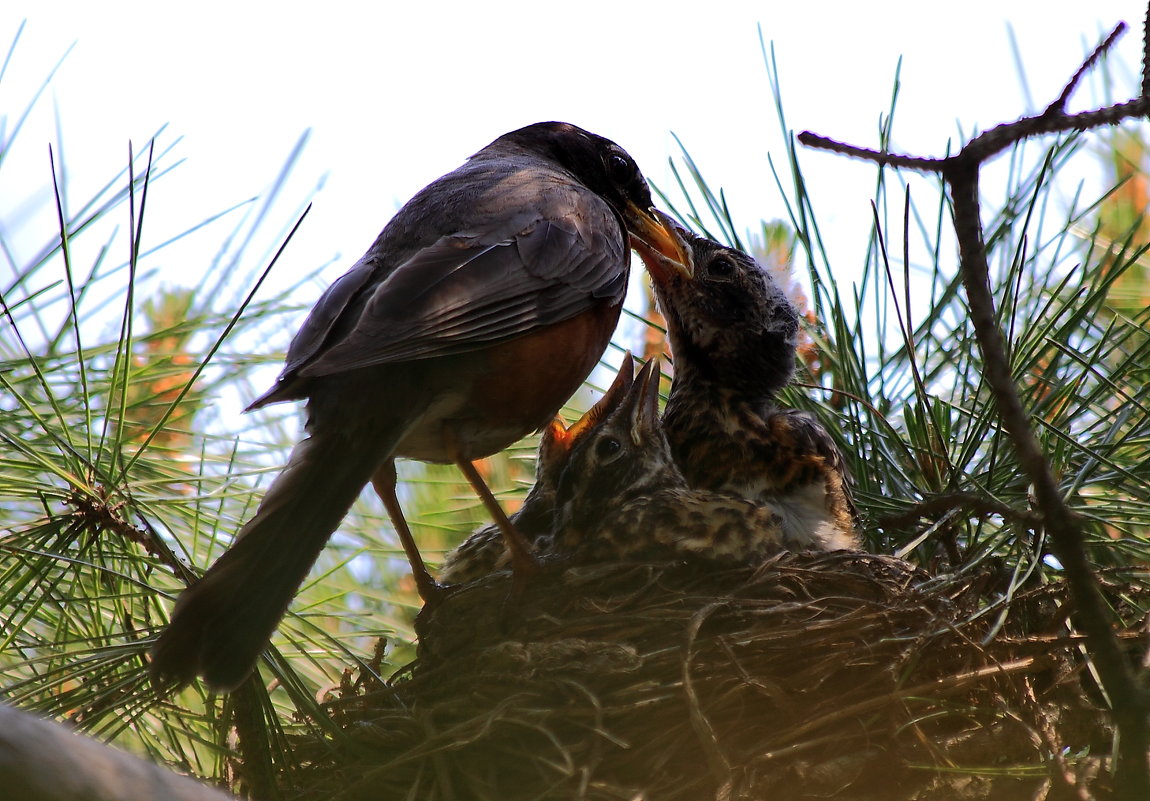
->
[606, 154, 635, 185]
[708, 257, 735, 278]
[595, 436, 622, 460]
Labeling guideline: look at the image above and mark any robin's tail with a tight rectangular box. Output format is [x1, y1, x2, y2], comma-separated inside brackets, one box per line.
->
[150, 422, 397, 691]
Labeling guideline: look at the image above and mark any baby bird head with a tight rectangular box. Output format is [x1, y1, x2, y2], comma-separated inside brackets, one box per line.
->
[642, 216, 800, 400]
[554, 357, 681, 537]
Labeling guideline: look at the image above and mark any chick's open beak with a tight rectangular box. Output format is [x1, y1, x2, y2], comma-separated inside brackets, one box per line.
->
[625, 204, 693, 281]
[627, 357, 663, 446]
[569, 354, 635, 440]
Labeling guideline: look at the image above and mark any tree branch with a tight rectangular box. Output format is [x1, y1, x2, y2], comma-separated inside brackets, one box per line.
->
[0, 703, 234, 801]
[1047, 22, 1127, 114]
[798, 20, 1150, 798]
[876, 491, 1041, 532]
[1144, 7, 1150, 97]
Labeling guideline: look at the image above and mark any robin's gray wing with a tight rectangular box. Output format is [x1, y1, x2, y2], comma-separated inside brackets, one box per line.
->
[277, 258, 378, 372]
[294, 208, 627, 378]
[244, 256, 382, 410]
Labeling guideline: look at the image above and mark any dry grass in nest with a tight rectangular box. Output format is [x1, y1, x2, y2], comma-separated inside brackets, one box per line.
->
[284, 552, 1144, 800]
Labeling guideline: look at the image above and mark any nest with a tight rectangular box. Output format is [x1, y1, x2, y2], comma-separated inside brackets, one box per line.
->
[284, 552, 1141, 800]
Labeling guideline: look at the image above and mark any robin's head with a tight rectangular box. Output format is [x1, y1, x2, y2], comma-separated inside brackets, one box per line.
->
[499, 122, 693, 280]
[554, 357, 681, 536]
[643, 218, 800, 400]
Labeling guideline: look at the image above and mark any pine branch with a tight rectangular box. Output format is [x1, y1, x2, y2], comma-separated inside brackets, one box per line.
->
[798, 20, 1150, 797]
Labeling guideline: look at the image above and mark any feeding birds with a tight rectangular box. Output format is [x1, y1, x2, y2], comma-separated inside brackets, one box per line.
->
[150, 122, 691, 690]
[441, 223, 858, 584]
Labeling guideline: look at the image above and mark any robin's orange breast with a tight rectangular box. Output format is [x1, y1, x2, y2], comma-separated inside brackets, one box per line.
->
[393, 299, 624, 462]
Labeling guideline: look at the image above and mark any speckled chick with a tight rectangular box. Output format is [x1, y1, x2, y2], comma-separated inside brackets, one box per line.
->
[636, 219, 858, 550]
[553, 358, 790, 563]
[438, 357, 636, 583]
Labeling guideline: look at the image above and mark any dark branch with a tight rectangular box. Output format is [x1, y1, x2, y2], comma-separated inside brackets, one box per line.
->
[945, 157, 1149, 798]
[801, 25, 1149, 179]
[1047, 22, 1126, 114]
[962, 97, 1150, 165]
[794, 133, 947, 170]
[801, 96, 1150, 177]
[876, 492, 1041, 532]
[798, 20, 1150, 798]
[1144, 5, 1150, 98]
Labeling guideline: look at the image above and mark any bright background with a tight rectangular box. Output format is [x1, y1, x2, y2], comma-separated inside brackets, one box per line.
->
[2, 2, 1146, 349]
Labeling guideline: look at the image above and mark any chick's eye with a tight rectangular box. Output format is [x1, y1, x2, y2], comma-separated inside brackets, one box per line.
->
[595, 436, 622, 460]
[708, 257, 735, 278]
[606, 153, 635, 185]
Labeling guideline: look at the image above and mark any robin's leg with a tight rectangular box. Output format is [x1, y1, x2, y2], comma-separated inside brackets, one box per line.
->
[370, 458, 442, 605]
[444, 432, 539, 577]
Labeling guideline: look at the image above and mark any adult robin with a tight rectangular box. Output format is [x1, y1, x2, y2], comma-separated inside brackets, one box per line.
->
[438, 356, 635, 584]
[552, 357, 789, 563]
[150, 122, 691, 690]
[635, 218, 858, 550]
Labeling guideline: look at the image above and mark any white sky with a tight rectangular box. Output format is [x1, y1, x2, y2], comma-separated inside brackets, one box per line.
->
[2, 2, 1147, 348]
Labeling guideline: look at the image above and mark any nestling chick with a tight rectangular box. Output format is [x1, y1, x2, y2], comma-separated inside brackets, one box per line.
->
[438, 356, 636, 583]
[636, 220, 858, 550]
[553, 358, 790, 563]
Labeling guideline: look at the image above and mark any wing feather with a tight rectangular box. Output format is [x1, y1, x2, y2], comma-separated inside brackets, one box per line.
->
[297, 211, 626, 376]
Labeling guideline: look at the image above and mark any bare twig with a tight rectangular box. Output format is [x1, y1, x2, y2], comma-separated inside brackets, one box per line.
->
[62, 485, 197, 583]
[1022, 677, 1093, 801]
[794, 133, 944, 170]
[683, 602, 735, 798]
[798, 21, 1150, 798]
[877, 491, 1041, 532]
[228, 682, 280, 801]
[799, 99, 1150, 170]
[1144, 7, 1150, 97]
[1046, 22, 1127, 114]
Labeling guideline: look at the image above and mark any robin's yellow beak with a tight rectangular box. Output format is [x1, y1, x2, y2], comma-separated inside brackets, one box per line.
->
[625, 204, 693, 281]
